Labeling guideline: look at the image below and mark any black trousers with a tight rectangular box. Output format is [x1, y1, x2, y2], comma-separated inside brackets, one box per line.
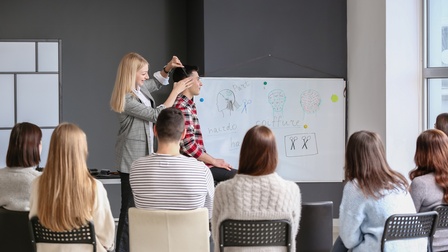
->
[210, 167, 237, 186]
[115, 172, 135, 252]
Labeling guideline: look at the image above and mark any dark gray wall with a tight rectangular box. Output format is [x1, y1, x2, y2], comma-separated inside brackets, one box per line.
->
[0, 0, 187, 170]
[1, 0, 346, 217]
[202, 0, 347, 78]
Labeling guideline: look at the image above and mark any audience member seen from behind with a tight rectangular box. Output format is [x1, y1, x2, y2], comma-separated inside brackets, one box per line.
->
[110, 52, 192, 252]
[211, 125, 301, 252]
[130, 107, 214, 217]
[29, 123, 115, 252]
[337, 130, 426, 252]
[409, 129, 448, 252]
[0, 122, 42, 211]
[435, 113, 448, 136]
[172, 65, 237, 185]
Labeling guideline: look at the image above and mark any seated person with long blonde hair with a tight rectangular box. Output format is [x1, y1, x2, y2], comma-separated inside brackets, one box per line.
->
[29, 123, 115, 252]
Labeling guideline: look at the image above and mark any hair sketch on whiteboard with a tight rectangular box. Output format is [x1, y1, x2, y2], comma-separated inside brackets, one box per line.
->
[216, 89, 240, 117]
[300, 89, 321, 114]
[268, 89, 286, 118]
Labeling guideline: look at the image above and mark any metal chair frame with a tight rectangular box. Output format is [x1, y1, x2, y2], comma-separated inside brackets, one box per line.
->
[381, 211, 439, 252]
[219, 219, 292, 252]
[433, 204, 448, 230]
[29, 216, 96, 252]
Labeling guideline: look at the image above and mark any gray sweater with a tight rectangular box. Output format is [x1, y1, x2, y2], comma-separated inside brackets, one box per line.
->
[0, 167, 41, 211]
[410, 173, 448, 252]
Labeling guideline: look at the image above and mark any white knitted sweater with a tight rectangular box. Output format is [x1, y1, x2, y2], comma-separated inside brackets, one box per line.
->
[212, 172, 301, 252]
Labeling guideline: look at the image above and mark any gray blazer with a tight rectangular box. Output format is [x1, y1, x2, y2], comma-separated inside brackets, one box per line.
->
[114, 78, 166, 173]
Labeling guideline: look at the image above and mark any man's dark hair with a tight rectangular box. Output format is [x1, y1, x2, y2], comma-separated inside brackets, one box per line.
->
[155, 107, 185, 142]
[172, 65, 199, 82]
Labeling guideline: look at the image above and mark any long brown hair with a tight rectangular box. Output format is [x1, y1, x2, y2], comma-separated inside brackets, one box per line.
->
[238, 125, 278, 176]
[410, 129, 448, 203]
[345, 130, 408, 199]
[110, 52, 149, 113]
[37, 123, 96, 231]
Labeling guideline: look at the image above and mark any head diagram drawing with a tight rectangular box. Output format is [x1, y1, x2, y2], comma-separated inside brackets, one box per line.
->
[216, 89, 240, 117]
[268, 89, 286, 117]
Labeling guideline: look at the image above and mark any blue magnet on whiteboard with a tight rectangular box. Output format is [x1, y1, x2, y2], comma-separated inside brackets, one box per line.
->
[199, 97, 204, 102]
[263, 81, 267, 85]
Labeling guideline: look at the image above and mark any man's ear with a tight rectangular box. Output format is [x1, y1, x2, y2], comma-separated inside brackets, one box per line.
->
[153, 125, 158, 137]
[180, 128, 186, 140]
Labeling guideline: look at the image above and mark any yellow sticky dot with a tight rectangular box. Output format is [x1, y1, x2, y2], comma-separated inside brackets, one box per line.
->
[304, 124, 308, 129]
[331, 94, 339, 102]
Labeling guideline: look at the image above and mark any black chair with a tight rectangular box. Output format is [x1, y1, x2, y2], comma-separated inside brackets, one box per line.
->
[0, 207, 33, 252]
[381, 211, 439, 252]
[29, 216, 97, 252]
[433, 204, 448, 230]
[219, 219, 292, 252]
[296, 201, 333, 252]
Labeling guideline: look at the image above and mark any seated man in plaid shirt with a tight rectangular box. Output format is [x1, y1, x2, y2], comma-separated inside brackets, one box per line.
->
[172, 65, 237, 185]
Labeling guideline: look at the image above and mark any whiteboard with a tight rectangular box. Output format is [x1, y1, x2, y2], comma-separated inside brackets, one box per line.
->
[195, 77, 346, 182]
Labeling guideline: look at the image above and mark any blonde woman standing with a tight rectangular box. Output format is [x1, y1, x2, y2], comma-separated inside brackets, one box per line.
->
[110, 52, 192, 252]
[29, 123, 115, 252]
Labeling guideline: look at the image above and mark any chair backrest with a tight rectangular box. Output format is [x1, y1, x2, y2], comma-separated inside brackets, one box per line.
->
[433, 204, 448, 230]
[219, 219, 292, 252]
[128, 207, 210, 252]
[29, 216, 97, 252]
[296, 201, 334, 252]
[381, 211, 439, 252]
[0, 207, 33, 252]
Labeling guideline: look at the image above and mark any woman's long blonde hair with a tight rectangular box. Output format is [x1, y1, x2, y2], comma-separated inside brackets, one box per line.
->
[110, 52, 149, 113]
[37, 123, 96, 231]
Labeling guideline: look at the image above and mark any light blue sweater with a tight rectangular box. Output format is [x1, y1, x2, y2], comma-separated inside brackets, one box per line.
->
[339, 180, 427, 252]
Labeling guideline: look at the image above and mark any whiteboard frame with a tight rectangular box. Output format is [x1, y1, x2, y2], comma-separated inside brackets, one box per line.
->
[196, 77, 347, 182]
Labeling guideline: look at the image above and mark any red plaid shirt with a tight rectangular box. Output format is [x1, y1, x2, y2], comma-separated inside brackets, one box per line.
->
[174, 94, 209, 165]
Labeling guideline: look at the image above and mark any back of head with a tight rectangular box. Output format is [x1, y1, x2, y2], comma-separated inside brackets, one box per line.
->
[6, 122, 42, 168]
[345, 130, 408, 198]
[172, 65, 199, 82]
[238, 125, 278, 176]
[435, 113, 448, 136]
[155, 108, 185, 142]
[411, 129, 448, 179]
[110, 52, 149, 113]
[38, 123, 95, 231]
[46, 123, 88, 173]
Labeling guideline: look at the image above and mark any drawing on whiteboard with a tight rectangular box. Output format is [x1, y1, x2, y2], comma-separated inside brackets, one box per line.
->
[268, 89, 286, 117]
[241, 99, 252, 113]
[301, 136, 311, 149]
[284, 133, 318, 157]
[216, 89, 240, 117]
[289, 136, 298, 150]
[300, 89, 321, 114]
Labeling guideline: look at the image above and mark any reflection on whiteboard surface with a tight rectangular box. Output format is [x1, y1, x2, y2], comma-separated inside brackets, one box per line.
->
[196, 77, 345, 182]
